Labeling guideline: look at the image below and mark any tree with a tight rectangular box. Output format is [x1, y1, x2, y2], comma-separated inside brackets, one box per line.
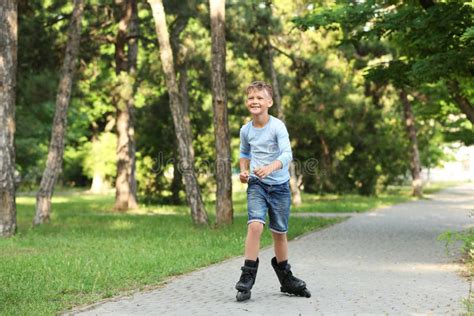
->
[34, 0, 85, 225]
[294, 2, 473, 125]
[148, 0, 209, 225]
[292, 1, 472, 195]
[210, 0, 233, 225]
[114, 0, 139, 211]
[400, 90, 422, 196]
[0, 0, 18, 237]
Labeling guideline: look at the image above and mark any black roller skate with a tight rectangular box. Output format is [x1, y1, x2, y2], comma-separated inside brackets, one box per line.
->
[235, 258, 259, 301]
[271, 257, 311, 298]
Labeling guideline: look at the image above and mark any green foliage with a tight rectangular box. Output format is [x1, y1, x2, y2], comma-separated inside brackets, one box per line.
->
[294, 2, 473, 84]
[82, 132, 117, 181]
[16, 2, 62, 186]
[293, 1, 473, 138]
[135, 154, 159, 202]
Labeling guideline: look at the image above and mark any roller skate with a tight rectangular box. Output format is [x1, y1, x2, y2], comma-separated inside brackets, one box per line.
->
[271, 257, 311, 298]
[235, 258, 259, 301]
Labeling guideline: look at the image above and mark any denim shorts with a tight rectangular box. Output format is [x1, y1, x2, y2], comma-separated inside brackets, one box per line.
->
[247, 177, 291, 234]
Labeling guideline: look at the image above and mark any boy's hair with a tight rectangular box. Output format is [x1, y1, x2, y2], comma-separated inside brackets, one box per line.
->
[246, 81, 273, 99]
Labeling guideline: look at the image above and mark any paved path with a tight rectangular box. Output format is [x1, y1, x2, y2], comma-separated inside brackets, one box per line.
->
[74, 184, 473, 315]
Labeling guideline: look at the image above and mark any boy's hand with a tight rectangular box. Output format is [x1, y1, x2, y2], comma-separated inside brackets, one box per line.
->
[240, 171, 249, 183]
[254, 161, 282, 179]
[253, 165, 274, 179]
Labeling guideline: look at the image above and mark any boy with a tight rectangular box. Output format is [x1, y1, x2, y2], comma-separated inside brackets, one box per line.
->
[235, 81, 311, 301]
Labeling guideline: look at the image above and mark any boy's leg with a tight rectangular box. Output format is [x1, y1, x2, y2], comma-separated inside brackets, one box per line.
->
[236, 221, 263, 301]
[244, 221, 264, 260]
[271, 231, 288, 263]
[267, 181, 310, 297]
[235, 178, 266, 301]
[245, 178, 267, 260]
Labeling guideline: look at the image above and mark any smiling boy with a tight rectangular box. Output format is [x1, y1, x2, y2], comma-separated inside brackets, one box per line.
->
[234, 81, 311, 301]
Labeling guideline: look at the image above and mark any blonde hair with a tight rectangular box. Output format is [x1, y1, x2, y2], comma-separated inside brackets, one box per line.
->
[246, 81, 273, 99]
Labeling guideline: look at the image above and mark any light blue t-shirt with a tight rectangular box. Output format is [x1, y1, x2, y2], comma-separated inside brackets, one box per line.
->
[239, 115, 293, 185]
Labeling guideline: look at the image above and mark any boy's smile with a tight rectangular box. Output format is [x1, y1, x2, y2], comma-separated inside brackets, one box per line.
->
[246, 89, 273, 117]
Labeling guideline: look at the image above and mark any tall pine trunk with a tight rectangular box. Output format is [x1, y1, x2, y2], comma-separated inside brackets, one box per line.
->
[0, 0, 18, 237]
[34, 0, 84, 225]
[127, 0, 138, 209]
[148, 0, 209, 225]
[267, 43, 302, 206]
[210, 0, 233, 225]
[400, 90, 423, 197]
[169, 16, 189, 206]
[114, 0, 138, 211]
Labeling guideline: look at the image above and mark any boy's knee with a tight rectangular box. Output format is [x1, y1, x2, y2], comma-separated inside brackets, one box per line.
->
[272, 231, 287, 241]
[248, 221, 264, 235]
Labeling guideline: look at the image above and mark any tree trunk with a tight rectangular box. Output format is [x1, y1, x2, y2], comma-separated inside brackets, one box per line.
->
[169, 16, 189, 206]
[0, 0, 17, 237]
[89, 129, 110, 194]
[34, 0, 84, 225]
[400, 90, 423, 197]
[449, 80, 474, 125]
[267, 43, 302, 205]
[210, 0, 233, 225]
[319, 135, 336, 192]
[91, 172, 108, 194]
[127, 0, 138, 209]
[268, 45, 283, 119]
[148, 0, 209, 225]
[89, 123, 110, 194]
[170, 150, 183, 204]
[289, 162, 302, 205]
[114, 0, 138, 211]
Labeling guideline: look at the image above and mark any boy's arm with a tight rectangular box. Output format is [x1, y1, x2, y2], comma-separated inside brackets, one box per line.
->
[239, 158, 250, 183]
[239, 126, 251, 183]
[240, 157, 250, 172]
[275, 124, 293, 170]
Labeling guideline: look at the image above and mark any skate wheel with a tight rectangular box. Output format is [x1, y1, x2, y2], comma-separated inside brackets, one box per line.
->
[301, 288, 311, 298]
[236, 290, 251, 301]
[281, 287, 311, 298]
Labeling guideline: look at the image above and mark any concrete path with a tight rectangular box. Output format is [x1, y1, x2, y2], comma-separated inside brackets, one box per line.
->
[74, 184, 473, 315]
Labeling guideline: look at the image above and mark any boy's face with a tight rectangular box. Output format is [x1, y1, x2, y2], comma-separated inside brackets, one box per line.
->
[246, 88, 273, 116]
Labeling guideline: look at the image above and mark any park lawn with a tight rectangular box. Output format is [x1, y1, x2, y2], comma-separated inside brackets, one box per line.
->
[0, 192, 341, 316]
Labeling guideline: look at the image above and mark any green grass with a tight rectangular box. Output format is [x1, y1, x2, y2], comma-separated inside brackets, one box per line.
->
[438, 227, 474, 313]
[1, 181, 463, 315]
[0, 192, 341, 316]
